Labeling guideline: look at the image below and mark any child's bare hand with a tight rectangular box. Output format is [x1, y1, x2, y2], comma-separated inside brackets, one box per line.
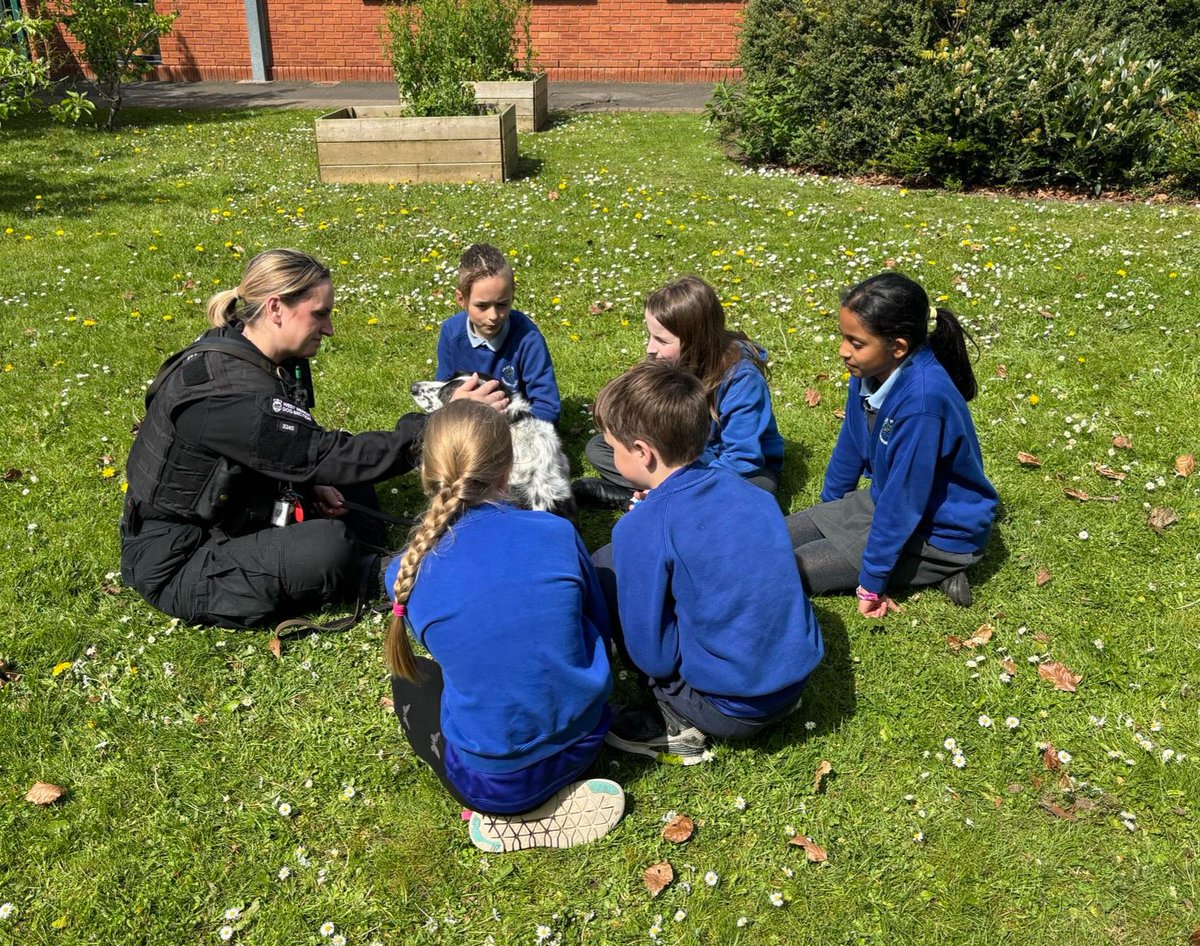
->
[858, 594, 900, 619]
[450, 374, 509, 413]
[628, 489, 649, 511]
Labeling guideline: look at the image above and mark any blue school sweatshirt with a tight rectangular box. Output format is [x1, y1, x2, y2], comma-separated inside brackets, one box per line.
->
[611, 464, 823, 716]
[822, 345, 998, 594]
[385, 503, 612, 778]
[700, 347, 784, 478]
[436, 310, 562, 424]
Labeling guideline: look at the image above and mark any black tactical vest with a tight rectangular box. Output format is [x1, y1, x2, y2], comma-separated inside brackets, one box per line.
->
[125, 330, 308, 524]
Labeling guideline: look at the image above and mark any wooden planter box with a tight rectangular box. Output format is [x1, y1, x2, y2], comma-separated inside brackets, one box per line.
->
[314, 104, 518, 184]
[473, 73, 548, 132]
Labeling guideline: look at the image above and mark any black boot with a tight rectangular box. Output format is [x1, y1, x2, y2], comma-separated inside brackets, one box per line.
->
[571, 477, 634, 510]
[937, 571, 972, 607]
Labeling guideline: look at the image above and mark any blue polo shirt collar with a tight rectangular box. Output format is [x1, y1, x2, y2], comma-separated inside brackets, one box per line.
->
[466, 318, 511, 352]
[861, 355, 913, 411]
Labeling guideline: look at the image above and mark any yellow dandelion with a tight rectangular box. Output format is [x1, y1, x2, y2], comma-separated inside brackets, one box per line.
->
[1029, 394, 1040, 405]
[101, 467, 116, 478]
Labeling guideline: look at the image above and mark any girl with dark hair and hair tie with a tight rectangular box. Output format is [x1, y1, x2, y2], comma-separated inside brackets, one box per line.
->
[785, 271, 998, 617]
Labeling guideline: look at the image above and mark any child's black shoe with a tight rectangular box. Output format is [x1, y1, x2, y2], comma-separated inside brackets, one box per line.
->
[937, 571, 972, 607]
[571, 477, 634, 510]
[604, 702, 710, 766]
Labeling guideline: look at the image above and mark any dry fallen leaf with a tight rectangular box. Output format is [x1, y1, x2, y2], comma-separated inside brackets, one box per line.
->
[1035, 568, 1052, 587]
[1017, 451, 1042, 467]
[1148, 506, 1179, 535]
[378, 695, 394, 709]
[662, 814, 694, 843]
[1093, 464, 1126, 481]
[25, 781, 66, 805]
[1032, 630, 1051, 644]
[267, 637, 282, 661]
[1063, 487, 1090, 502]
[1040, 799, 1076, 821]
[1038, 661, 1082, 692]
[643, 860, 674, 897]
[832, 408, 846, 420]
[813, 759, 832, 794]
[883, 257, 897, 268]
[788, 835, 828, 863]
[949, 624, 993, 651]
[1002, 656, 1018, 675]
[0, 658, 21, 687]
[1043, 744, 1061, 771]
[804, 388, 822, 408]
[1176, 455, 1196, 478]
[547, 189, 559, 201]
[995, 364, 1008, 379]
[966, 624, 994, 647]
[3, 468, 21, 482]
[1112, 435, 1133, 449]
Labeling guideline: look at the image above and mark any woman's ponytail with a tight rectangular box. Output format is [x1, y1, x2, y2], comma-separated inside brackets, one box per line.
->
[205, 288, 240, 328]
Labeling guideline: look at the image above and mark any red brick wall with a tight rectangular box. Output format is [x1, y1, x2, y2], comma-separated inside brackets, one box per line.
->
[46, 0, 744, 84]
[531, 1, 744, 82]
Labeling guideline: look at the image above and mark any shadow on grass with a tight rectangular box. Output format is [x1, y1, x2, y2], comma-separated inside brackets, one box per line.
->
[511, 154, 545, 180]
[0, 107, 298, 215]
[756, 603, 856, 754]
[774, 436, 812, 513]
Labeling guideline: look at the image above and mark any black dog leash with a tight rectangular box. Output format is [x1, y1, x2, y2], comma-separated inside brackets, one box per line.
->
[339, 499, 414, 530]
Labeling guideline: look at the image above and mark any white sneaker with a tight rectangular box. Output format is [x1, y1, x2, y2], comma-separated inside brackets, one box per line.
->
[467, 778, 625, 853]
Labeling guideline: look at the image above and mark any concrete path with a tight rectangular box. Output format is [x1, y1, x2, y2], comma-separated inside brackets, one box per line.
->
[116, 79, 714, 113]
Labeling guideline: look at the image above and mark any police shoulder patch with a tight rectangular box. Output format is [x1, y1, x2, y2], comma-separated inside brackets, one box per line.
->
[268, 397, 315, 425]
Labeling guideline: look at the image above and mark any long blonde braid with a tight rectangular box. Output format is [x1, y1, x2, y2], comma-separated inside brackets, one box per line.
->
[385, 400, 513, 680]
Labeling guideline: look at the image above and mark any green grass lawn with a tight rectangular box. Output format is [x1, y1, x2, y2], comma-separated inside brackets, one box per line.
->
[1, 106, 1198, 946]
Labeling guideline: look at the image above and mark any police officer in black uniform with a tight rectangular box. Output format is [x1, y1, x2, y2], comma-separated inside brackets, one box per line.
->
[120, 248, 505, 629]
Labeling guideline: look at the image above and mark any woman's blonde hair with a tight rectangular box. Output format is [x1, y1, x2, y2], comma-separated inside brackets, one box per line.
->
[205, 248, 331, 328]
[386, 400, 513, 680]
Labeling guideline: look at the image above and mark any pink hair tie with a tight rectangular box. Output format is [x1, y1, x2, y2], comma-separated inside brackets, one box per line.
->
[391, 602, 407, 618]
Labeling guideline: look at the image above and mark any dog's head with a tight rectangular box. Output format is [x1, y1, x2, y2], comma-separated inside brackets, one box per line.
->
[410, 375, 477, 413]
[410, 372, 532, 418]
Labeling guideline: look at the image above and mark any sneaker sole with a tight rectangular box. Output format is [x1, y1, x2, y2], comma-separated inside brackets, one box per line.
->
[603, 730, 710, 766]
[467, 778, 625, 853]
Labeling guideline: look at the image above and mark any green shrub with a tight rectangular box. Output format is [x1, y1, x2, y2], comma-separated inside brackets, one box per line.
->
[382, 0, 535, 118]
[1, 16, 94, 127]
[713, 0, 1196, 193]
[51, 0, 178, 131]
[1163, 109, 1200, 193]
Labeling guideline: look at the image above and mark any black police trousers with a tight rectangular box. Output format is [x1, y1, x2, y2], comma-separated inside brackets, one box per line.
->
[124, 488, 388, 630]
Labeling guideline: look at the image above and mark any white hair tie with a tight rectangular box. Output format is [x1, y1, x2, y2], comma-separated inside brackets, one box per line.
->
[927, 305, 938, 333]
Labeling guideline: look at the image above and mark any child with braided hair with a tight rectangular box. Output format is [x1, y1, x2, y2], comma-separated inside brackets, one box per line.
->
[383, 400, 623, 852]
